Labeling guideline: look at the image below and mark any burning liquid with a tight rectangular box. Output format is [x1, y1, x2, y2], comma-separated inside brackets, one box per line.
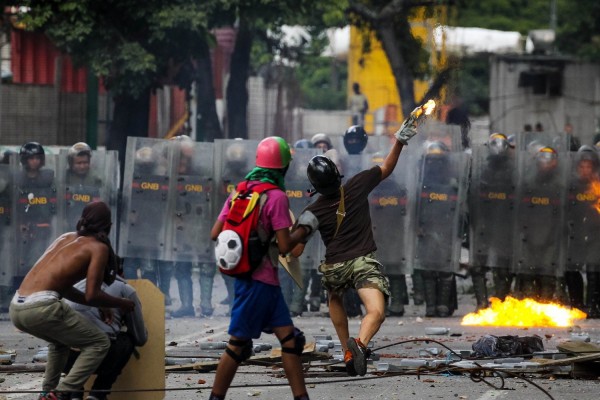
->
[461, 296, 587, 327]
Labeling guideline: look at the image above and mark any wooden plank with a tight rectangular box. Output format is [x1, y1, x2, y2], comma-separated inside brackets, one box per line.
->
[528, 352, 600, 366]
[557, 340, 600, 354]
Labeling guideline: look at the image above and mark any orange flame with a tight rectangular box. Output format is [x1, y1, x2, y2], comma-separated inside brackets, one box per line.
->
[461, 296, 587, 327]
[588, 179, 600, 214]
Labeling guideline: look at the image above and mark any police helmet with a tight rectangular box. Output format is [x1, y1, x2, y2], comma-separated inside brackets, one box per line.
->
[225, 142, 247, 165]
[307, 155, 341, 196]
[576, 145, 600, 166]
[425, 140, 449, 156]
[135, 146, 157, 165]
[343, 125, 368, 155]
[371, 152, 385, 166]
[294, 139, 314, 149]
[310, 133, 332, 151]
[1, 149, 15, 165]
[67, 142, 92, 165]
[170, 134, 195, 158]
[19, 142, 45, 167]
[507, 134, 516, 149]
[488, 133, 509, 156]
[535, 146, 558, 166]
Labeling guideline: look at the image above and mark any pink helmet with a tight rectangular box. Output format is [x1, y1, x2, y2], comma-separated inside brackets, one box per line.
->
[256, 137, 291, 169]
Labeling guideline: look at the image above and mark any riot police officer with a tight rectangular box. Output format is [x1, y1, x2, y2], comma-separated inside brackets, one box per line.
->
[469, 133, 516, 310]
[311, 133, 333, 152]
[514, 145, 565, 301]
[565, 146, 600, 315]
[340, 125, 370, 317]
[15, 142, 56, 289]
[121, 145, 172, 305]
[0, 150, 14, 311]
[64, 142, 104, 231]
[168, 135, 216, 318]
[369, 150, 410, 316]
[414, 140, 460, 317]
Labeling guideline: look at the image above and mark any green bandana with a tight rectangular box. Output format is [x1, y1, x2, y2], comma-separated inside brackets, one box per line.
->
[245, 167, 286, 190]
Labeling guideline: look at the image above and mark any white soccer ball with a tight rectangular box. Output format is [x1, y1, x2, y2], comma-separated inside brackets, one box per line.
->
[215, 230, 243, 270]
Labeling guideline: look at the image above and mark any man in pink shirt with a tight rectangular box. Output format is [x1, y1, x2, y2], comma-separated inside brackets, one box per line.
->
[209, 137, 315, 400]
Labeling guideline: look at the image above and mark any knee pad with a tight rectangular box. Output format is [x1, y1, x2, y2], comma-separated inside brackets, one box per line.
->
[225, 338, 253, 363]
[280, 328, 305, 356]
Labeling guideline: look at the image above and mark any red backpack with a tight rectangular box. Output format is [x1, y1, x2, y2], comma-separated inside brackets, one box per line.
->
[216, 181, 279, 278]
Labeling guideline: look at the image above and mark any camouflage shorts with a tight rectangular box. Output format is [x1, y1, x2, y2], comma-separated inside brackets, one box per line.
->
[318, 252, 390, 298]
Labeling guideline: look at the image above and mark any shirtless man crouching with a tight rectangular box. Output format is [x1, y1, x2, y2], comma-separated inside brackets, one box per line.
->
[9, 201, 135, 400]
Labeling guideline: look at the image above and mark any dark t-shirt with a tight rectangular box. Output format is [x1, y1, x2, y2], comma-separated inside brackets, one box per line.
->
[306, 166, 381, 264]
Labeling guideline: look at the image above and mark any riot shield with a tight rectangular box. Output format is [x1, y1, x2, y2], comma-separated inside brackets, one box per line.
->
[412, 134, 470, 273]
[469, 144, 517, 269]
[118, 137, 170, 261]
[212, 139, 259, 220]
[164, 140, 215, 263]
[513, 142, 568, 277]
[287, 147, 321, 269]
[13, 153, 59, 282]
[564, 151, 600, 271]
[56, 148, 119, 241]
[367, 144, 417, 276]
[0, 162, 14, 308]
[412, 119, 463, 153]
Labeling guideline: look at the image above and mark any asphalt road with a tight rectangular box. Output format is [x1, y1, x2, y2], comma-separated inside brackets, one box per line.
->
[2, 273, 600, 400]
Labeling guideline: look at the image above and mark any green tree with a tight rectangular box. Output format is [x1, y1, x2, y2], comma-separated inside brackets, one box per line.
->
[555, 0, 600, 60]
[221, 0, 347, 138]
[346, 1, 451, 118]
[454, 0, 600, 60]
[11, 0, 213, 168]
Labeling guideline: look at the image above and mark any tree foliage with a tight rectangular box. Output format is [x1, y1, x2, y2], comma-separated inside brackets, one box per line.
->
[14, 0, 212, 98]
[346, 0, 449, 117]
[454, 0, 600, 60]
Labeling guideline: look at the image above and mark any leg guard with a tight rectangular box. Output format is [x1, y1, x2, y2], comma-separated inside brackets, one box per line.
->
[412, 271, 425, 305]
[587, 271, 600, 318]
[421, 270, 437, 317]
[436, 272, 454, 317]
[565, 271, 584, 309]
[471, 267, 489, 310]
[280, 328, 305, 356]
[225, 339, 253, 364]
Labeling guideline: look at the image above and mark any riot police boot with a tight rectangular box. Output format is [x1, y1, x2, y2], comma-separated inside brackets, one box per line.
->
[436, 272, 454, 318]
[309, 296, 321, 312]
[412, 271, 425, 305]
[586, 271, 600, 318]
[422, 272, 437, 317]
[539, 276, 556, 302]
[471, 268, 489, 311]
[199, 265, 215, 317]
[344, 289, 363, 318]
[387, 275, 405, 317]
[565, 271, 584, 309]
[515, 274, 536, 299]
[171, 279, 194, 318]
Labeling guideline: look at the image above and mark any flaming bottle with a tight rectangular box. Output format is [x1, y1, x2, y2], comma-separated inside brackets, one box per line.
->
[411, 99, 436, 120]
